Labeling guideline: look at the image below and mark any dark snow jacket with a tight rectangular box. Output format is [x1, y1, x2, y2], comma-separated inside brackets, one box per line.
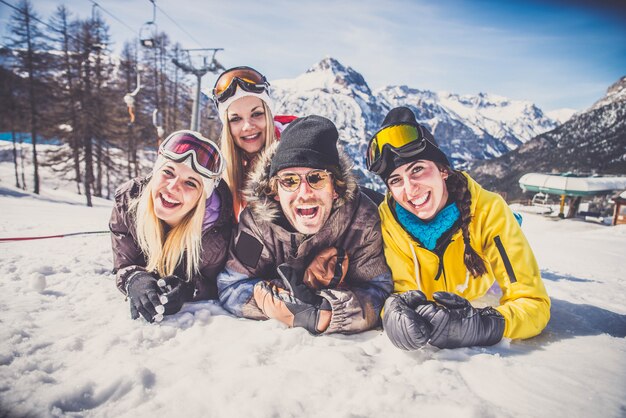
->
[217, 143, 393, 334]
[109, 176, 233, 301]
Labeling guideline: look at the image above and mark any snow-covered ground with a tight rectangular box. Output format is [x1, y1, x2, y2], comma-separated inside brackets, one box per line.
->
[1, 154, 625, 417]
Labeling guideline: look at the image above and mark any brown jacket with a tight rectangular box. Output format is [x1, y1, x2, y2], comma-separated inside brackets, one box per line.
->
[216, 143, 393, 334]
[109, 177, 233, 301]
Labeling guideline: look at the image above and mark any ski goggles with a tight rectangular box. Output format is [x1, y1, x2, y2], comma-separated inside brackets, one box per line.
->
[159, 131, 224, 178]
[212, 66, 270, 104]
[275, 169, 333, 192]
[366, 124, 427, 175]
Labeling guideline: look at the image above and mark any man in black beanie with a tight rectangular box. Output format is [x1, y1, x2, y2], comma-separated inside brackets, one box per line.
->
[217, 115, 392, 335]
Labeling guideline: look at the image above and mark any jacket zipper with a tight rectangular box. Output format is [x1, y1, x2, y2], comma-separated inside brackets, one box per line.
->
[494, 235, 517, 283]
[290, 234, 298, 258]
[431, 238, 455, 289]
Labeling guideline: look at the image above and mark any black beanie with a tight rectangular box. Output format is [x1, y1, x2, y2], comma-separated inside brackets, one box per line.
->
[376, 106, 451, 180]
[269, 115, 341, 177]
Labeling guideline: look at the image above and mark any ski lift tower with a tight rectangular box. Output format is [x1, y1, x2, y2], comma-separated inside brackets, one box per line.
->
[172, 48, 224, 132]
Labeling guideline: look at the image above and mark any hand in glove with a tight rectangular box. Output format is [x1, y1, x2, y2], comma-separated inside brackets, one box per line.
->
[127, 271, 162, 323]
[157, 275, 194, 316]
[303, 247, 349, 290]
[415, 292, 505, 349]
[277, 263, 323, 306]
[382, 290, 433, 351]
[253, 269, 332, 334]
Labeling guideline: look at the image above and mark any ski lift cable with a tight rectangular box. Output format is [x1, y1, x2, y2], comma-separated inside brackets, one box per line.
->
[86, 0, 136, 35]
[0, 0, 94, 51]
[153, 2, 203, 48]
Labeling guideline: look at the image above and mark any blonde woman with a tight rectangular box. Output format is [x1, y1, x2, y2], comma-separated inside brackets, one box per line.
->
[109, 130, 233, 322]
[212, 66, 296, 219]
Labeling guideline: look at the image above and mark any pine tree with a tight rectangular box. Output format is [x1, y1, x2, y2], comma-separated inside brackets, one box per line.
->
[5, 0, 50, 194]
[47, 5, 83, 195]
[0, 57, 27, 188]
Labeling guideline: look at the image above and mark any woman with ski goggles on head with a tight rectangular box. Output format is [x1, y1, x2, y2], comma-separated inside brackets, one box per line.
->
[367, 107, 550, 350]
[213, 66, 297, 220]
[109, 130, 234, 323]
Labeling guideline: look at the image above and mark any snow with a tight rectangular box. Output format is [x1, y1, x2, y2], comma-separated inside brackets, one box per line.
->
[1, 166, 626, 417]
[546, 108, 577, 124]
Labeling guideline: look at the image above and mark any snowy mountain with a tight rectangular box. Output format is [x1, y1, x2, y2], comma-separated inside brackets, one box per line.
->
[271, 57, 558, 188]
[375, 86, 557, 163]
[471, 75, 626, 200]
[272, 58, 387, 189]
[588, 76, 626, 112]
[546, 108, 577, 124]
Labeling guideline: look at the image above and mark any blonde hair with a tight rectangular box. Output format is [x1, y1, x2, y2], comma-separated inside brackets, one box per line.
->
[131, 177, 206, 280]
[220, 100, 276, 215]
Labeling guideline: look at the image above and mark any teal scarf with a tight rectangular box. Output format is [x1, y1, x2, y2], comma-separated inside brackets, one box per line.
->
[395, 202, 460, 251]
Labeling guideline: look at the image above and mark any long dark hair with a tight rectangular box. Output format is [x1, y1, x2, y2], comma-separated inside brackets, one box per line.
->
[442, 167, 487, 277]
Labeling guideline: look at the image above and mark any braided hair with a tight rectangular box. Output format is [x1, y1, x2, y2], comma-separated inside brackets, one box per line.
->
[442, 166, 487, 277]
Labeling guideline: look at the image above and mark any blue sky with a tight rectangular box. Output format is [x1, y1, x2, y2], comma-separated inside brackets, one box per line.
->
[1, 0, 625, 111]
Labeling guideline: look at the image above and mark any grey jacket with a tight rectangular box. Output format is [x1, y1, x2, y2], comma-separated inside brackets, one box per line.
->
[109, 177, 233, 301]
[217, 143, 393, 334]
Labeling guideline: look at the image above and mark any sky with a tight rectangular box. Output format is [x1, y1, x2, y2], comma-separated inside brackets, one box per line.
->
[1, 0, 625, 112]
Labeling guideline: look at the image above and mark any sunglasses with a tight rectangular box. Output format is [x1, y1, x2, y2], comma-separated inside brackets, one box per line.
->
[366, 124, 427, 175]
[276, 169, 333, 192]
[159, 131, 224, 178]
[212, 66, 269, 104]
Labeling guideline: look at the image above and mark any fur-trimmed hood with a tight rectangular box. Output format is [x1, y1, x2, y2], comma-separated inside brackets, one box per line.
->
[243, 141, 359, 223]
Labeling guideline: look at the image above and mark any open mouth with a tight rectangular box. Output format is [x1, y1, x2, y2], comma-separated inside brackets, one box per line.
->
[296, 204, 319, 219]
[409, 192, 430, 208]
[160, 193, 181, 209]
[240, 133, 261, 142]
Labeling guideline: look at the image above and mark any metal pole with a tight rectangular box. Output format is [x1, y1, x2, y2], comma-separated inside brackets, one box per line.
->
[171, 48, 224, 132]
[191, 73, 202, 131]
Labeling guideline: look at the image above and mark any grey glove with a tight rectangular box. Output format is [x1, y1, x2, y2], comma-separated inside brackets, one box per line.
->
[382, 290, 433, 351]
[415, 292, 505, 349]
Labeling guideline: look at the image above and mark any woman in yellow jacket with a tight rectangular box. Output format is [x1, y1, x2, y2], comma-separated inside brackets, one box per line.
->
[366, 106, 550, 350]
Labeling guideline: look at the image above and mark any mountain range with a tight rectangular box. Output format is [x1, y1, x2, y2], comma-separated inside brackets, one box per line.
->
[470, 76, 626, 200]
[270, 57, 562, 190]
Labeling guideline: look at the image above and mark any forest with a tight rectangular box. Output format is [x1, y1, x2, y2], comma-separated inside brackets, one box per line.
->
[0, 0, 221, 206]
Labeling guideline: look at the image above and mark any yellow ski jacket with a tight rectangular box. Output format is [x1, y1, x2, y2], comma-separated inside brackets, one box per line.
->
[379, 173, 550, 340]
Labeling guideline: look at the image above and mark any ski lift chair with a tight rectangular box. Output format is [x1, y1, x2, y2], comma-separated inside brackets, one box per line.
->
[140, 21, 158, 48]
[532, 192, 549, 206]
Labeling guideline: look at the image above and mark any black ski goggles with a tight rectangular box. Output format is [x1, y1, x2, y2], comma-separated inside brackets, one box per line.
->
[212, 66, 269, 104]
[159, 131, 224, 178]
[366, 124, 427, 175]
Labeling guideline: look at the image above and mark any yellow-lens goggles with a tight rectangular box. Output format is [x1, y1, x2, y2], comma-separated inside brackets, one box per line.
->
[367, 125, 421, 167]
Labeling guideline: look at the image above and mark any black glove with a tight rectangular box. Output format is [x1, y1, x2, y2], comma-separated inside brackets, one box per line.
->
[157, 275, 194, 315]
[127, 271, 162, 323]
[416, 292, 505, 349]
[277, 263, 323, 306]
[276, 264, 331, 334]
[382, 290, 433, 351]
